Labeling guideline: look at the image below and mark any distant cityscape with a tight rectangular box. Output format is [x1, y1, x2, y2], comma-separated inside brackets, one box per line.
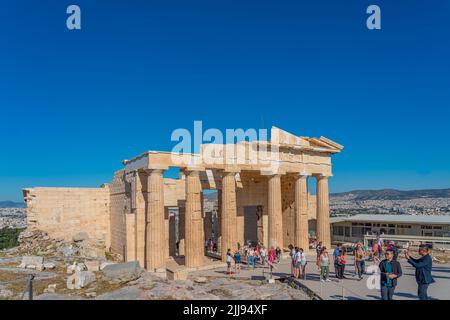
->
[330, 194, 450, 216]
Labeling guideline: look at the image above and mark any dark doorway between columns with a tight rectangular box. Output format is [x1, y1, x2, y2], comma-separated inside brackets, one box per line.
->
[244, 206, 259, 246]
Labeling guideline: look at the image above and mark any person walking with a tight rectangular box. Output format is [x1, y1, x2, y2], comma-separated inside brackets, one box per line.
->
[317, 247, 331, 282]
[379, 249, 402, 300]
[333, 245, 341, 278]
[226, 249, 232, 277]
[289, 244, 295, 276]
[268, 246, 276, 278]
[354, 243, 366, 280]
[316, 241, 323, 259]
[406, 245, 435, 300]
[299, 248, 307, 280]
[249, 247, 256, 269]
[205, 239, 209, 254]
[294, 247, 302, 278]
[275, 247, 282, 263]
[260, 246, 267, 266]
[234, 250, 241, 274]
[336, 250, 347, 279]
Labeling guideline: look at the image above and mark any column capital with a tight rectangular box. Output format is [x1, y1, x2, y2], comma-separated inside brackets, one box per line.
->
[182, 168, 202, 176]
[294, 171, 309, 179]
[314, 173, 331, 180]
[260, 172, 283, 178]
[144, 168, 165, 176]
[218, 168, 240, 175]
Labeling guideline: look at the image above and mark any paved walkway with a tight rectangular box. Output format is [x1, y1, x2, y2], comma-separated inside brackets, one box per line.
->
[191, 253, 450, 300]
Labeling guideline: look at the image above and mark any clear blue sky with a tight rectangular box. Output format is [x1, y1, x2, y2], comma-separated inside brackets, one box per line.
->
[1, 0, 449, 201]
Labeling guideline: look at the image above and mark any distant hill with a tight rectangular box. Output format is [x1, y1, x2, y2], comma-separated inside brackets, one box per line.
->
[0, 201, 25, 208]
[203, 192, 217, 201]
[331, 188, 450, 201]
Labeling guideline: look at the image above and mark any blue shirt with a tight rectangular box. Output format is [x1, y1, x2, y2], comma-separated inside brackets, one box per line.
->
[333, 248, 340, 257]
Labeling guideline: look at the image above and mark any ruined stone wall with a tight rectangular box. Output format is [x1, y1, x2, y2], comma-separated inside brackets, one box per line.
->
[23, 186, 110, 247]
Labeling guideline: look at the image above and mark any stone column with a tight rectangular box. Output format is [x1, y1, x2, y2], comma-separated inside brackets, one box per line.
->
[178, 206, 185, 256]
[221, 172, 238, 261]
[185, 170, 204, 268]
[165, 207, 169, 260]
[268, 174, 283, 249]
[216, 189, 222, 254]
[295, 174, 309, 250]
[316, 175, 331, 247]
[145, 169, 166, 271]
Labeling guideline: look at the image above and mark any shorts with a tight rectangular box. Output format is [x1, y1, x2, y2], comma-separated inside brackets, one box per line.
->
[227, 262, 231, 268]
[296, 261, 301, 268]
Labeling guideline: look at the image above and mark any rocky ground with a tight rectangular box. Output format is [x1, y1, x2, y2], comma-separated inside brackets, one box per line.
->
[0, 229, 311, 300]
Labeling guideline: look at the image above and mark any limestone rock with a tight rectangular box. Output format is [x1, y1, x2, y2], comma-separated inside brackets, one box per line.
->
[100, 262, 116, 270]
[58, 244, 78, 257]
[77, 240, 105, 258]
[67, 271, 96, 290]
[43, 262, 56, 270]
[194, 276, 208, 284]
[101, 261, 141, 284]
[84, 260, 100, 271]
[67, 262, 87, 274]
[0, 285, 13, 299]
[19, 256, 44, 269]
[35, 293, 86, 300]
[72, 232, 89, 242]
[95, 286, 146, 300]
[43, 284, 57, 294]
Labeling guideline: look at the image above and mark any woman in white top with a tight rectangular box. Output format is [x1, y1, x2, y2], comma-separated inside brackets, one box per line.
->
[316, 247, 331, 282]
[299, 248, 307, 279]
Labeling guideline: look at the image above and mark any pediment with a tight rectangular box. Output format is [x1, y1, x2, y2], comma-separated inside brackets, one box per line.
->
[271, 126, 343, 153]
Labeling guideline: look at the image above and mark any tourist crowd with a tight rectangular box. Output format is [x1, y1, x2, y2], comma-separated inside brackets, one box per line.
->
[217, 236, 435, 301]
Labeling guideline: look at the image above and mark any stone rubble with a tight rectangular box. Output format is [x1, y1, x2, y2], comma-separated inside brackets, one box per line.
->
[1, 229, 114, 261]
[67, 271, 96, 290]
[1, 229, 311, 300]
[43, 284, 57, 294]
[101, 261, 142, 284]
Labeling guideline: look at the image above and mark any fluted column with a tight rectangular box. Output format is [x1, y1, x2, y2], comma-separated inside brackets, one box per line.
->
[295, 174, 309, 250]
[221, 172, 238, 261]
[185, 170, 204, 268]
[268, 174, 283, 249]
[178, 206, 185, 256]
[216, 189, 222, 254]
[316, 175, 331, 247]
[145, 169, 166, 271]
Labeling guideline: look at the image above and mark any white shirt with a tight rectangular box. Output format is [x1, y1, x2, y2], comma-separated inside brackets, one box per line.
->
[301, 252, 307, 264]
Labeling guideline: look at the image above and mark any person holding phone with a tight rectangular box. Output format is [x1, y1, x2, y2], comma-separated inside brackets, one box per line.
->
[378, 249, 402, 300]
[406, 245, 435, 300]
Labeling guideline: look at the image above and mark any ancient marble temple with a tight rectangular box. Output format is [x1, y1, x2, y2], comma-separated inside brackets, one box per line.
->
[23, 127, 343, 272]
